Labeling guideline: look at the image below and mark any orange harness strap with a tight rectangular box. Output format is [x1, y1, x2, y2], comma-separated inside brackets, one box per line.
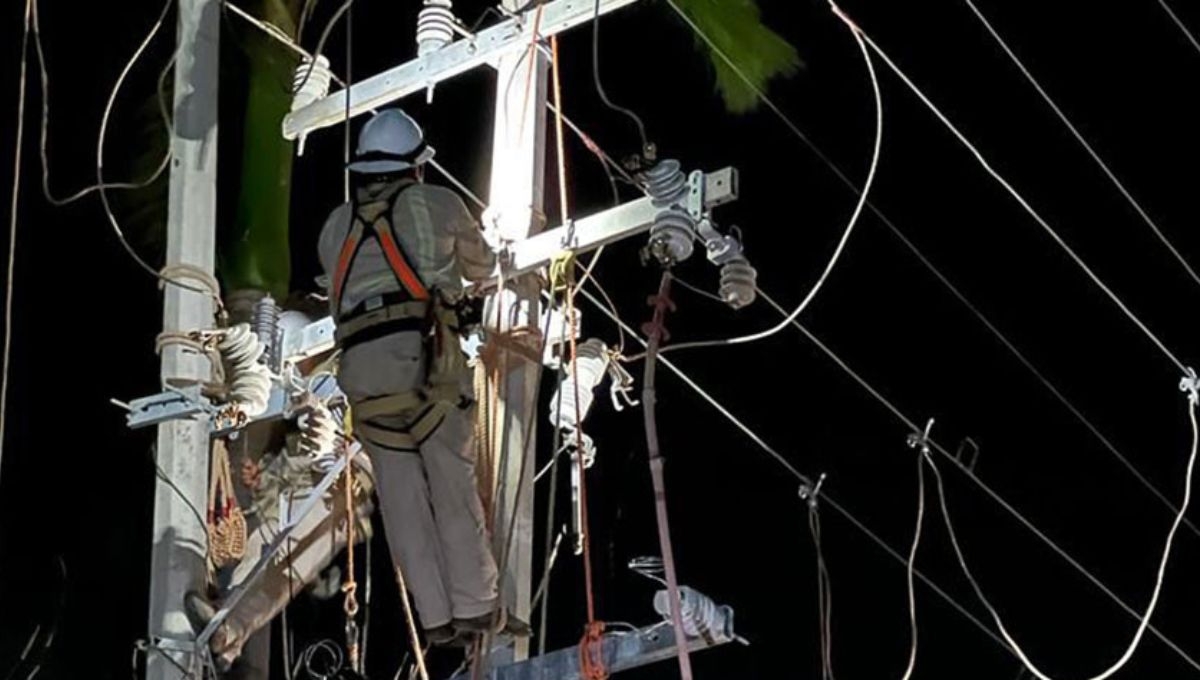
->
[332, 211, 430, 316]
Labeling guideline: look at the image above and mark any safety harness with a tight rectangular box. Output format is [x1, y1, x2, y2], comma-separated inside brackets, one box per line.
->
[333, 184, 472, 452]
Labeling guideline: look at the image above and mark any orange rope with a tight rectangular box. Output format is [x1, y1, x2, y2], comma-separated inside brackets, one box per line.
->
[549, 31, 607, 677]
[342, 440, 360, 668]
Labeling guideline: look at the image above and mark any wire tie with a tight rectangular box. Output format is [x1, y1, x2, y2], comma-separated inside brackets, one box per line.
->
[799, 472, 828, 509]
[906, 417, 936, 455]
[1180, 367, 1199, 405]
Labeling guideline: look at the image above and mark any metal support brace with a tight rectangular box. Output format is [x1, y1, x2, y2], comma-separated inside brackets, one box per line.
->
[449, 620, 736, 680]
[282, 0, 640, 140]
[195, 454, 350, 649]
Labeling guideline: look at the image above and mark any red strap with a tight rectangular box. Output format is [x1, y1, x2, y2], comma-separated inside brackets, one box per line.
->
[332, 221, 363, 311]
[374, 222, 430, 301]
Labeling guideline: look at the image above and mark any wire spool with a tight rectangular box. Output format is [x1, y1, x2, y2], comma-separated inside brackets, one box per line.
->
[416, 0, 456, 57]
[217, 324, 273, 418]
[549, 339, 610, 430]
[719, 256, 757, 309]
[653, 586, 735, 644]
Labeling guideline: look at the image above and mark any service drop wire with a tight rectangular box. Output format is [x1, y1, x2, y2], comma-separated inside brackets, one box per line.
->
[663, 0, 1200, 543]
[834, 5, 1187, 375]
[923, 385, 1200, 680]
[654, 14, 883, 356]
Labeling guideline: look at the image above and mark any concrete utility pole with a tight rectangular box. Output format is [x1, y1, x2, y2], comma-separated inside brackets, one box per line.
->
[485, 1, 550, 659]
[145, 1, 219, 677]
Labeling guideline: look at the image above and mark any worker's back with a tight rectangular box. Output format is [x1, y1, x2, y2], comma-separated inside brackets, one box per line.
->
[318, 178, 494, 318]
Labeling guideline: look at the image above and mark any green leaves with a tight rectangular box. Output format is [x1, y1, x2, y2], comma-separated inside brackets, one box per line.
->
[671, 0, 802, 114]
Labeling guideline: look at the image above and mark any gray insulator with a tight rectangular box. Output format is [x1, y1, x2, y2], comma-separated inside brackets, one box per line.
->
[643, 159, 688, 208]
[417, 0, 456, 57]
[719, 256, 757, 309]
[648, 208, 695, 265]
[653, 586, 736, 644]
[252, 294, 281, 370]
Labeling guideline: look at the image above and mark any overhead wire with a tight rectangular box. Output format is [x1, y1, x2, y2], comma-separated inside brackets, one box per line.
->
[832, 5, 1187, 374]
[31, 0, 173, 207]
[653, 10, 883, 356]
[660, 0, 1200, 545]
[575, 285, 1018, 659]
[2, 0, 33, 489]
[754, 286, 1200, 672]
[924, 385, 1200, 680]
[1156, 0, 1200, 56]
[591, 0, 649, 154]
[961, 0, 1200, 293]
[91, 0, 221, 300]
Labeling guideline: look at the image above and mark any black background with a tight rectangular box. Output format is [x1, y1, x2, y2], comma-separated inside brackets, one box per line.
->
[4, 0, 1200, 677]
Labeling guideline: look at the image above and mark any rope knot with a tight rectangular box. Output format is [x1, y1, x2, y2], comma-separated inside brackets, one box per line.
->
[1181, 368, 1200, 405]
[579, 621, 608, 680]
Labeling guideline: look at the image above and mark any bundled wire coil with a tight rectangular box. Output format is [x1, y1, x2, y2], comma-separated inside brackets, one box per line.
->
[217, 323, 272, 418]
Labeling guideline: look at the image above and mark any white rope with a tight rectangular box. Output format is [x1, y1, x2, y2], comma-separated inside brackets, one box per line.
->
[666, 0, 1198, 545]
[924, 382, 1200, 680]
[2, 0, 33, 489]
[835, 6, 1188, 374]
[899, 447, 926, 680]
[753, 286, 1200, 672]
[1157, 0, 1200, 56]
[962, 0, 1200, 292]
[658, 12, 883, 355]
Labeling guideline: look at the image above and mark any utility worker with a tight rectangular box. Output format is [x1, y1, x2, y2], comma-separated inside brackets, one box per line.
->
[317, 108, 518, 646]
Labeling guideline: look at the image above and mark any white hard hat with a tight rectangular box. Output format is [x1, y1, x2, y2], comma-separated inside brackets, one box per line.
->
[348, 109, 436, 174]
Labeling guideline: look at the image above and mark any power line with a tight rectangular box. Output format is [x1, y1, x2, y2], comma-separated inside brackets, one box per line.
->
[961, 0, 1200, 292]
[661, 0, 1199, 540]
[657, 10, 882, 356]
[755, 287, 1200, 672]
[576, 286, 1018, 659]
[1157, 0, 1200, 56]
[925, 388, 1200, 679]
[31, 0, 173, 207]
[836, 9, 1187, 374]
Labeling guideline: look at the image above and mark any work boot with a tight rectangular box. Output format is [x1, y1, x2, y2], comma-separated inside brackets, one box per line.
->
[453, 609, 531, 638]
[183, 591, 236, 671]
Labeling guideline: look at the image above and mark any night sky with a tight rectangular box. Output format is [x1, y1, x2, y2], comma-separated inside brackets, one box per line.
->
[4, 0, 1200, 678]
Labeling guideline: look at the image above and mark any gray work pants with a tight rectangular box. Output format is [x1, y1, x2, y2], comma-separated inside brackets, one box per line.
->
[340, 332, 498, 630]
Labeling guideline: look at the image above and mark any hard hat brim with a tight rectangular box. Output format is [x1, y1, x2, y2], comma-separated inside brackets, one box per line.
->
[348, 159, 415, 174]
